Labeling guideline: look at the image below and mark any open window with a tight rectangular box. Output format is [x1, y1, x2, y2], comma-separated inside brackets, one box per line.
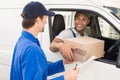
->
[48, 9, 120, 66]
[97, 16, 120, 61]
[49, 9, 93, 42]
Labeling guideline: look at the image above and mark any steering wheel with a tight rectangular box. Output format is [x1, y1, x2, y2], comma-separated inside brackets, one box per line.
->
[116, 45, 120, 68]
[107, 39, 120, 53]
[106, 39, 120, 68]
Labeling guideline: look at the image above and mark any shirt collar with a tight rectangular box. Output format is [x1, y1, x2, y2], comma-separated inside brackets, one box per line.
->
[21, 30, 40, 46]
[72, 27, 88, 37]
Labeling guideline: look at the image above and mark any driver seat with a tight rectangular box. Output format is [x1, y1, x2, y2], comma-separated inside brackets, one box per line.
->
[51, 14, 65, 41]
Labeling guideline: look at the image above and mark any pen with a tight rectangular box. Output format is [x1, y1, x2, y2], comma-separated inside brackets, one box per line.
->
[74, 63, 78, 70]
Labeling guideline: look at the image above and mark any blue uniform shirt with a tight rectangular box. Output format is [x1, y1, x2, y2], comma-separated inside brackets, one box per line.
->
[10, 30, 65, 80]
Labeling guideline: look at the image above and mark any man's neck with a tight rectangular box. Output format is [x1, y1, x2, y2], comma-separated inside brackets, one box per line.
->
[24, 28, 38, 37]
[79, 31, 84, 36]
[75, 28, 84, 36]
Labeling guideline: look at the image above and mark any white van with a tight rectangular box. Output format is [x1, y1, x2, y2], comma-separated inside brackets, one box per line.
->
[0, 0, 120, 80]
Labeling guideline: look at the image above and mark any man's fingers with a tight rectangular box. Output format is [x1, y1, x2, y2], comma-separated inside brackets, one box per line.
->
[63, 54, 74, 61]
[76, 68, 80, 73]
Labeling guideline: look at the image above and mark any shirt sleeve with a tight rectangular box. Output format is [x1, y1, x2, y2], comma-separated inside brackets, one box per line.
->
[56, 29, 73, 39]
[47, 60, 65, 76]
[51, 75, 64, 80]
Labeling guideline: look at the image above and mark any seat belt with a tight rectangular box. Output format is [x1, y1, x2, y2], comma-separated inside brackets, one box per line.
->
[70, 28, 76, 38]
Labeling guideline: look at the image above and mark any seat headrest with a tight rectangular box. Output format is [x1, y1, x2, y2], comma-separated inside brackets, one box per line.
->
[51, 14, 65, 41]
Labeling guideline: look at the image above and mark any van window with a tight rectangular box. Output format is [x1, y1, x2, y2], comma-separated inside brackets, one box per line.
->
[107, 7, 120, 19]
[49, 10, 92, 42]
[51, 11, 75, 29]
[49, 9, 120, 64]
[49, 10, 76, 42]
[98, 17, 120, 39]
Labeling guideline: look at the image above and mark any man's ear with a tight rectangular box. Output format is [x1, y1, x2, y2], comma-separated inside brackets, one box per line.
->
[36, 17, 41, 23]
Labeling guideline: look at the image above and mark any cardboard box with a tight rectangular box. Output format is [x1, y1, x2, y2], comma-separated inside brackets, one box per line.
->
[64, 37, 104, 62]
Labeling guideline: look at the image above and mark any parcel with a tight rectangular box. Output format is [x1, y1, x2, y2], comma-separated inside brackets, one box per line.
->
[64, 37, 104, 62]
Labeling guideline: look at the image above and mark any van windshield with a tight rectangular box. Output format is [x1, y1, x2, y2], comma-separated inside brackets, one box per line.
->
[107, 7, 120, 19]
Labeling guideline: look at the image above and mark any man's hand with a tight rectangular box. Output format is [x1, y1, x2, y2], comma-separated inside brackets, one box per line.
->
[64, 68, 80, 80]
[50, 37, 75, 61]
[58, 43, 75, 61]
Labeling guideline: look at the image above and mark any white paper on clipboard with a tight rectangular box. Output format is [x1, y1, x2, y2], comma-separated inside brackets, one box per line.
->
[77, 56, 96, 68]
